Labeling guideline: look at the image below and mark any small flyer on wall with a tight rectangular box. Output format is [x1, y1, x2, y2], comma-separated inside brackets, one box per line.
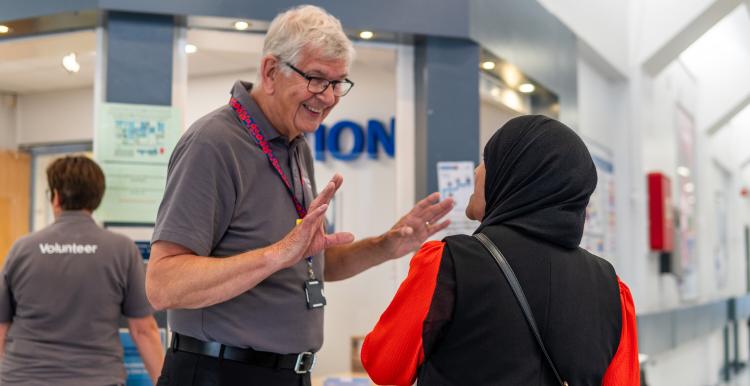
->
[436, 161, 480, 238]
[581, 140, 617, 262]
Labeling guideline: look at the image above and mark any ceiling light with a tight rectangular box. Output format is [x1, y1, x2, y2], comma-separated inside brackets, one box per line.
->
[0, 25, 10, 34]
[481, 61, 496, 70]
[185, 44, 197, 54]
[61, 53, 80, 73]
[234, 21, 250, 31]
[684, 182, 695, 193]
[490, 87, 501, 97]
[519, 83, 535, 93]
[359, 31, 374, 40]
[500, 89, 525, 113]
[677, 166, 691, 177]
[500, 63, 523, 88]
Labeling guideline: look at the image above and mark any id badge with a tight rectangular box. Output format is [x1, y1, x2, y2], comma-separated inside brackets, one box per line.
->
[304, 280, 326, 309]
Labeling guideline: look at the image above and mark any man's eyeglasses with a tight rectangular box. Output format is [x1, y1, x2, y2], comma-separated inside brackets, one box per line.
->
[285, 62, 354, 97]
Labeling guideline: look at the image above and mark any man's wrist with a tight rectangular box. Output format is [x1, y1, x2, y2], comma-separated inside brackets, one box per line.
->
[372, 232, 398, 261]
[258, 243, 289, 272]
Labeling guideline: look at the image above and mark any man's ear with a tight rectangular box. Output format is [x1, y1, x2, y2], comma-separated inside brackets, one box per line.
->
[52, 190, 61, 207]
[259, 55, 280, 94]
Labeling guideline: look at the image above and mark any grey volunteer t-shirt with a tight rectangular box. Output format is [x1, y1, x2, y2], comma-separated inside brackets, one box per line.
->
[0, 211, 153, 386]
[152, 80, 323, 354]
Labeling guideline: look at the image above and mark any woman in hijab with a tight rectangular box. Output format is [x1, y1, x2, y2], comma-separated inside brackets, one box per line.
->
[361, 115, 639, 386]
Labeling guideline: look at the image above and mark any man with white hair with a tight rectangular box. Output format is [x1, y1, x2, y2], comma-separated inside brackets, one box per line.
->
[146, 5, 453, 385]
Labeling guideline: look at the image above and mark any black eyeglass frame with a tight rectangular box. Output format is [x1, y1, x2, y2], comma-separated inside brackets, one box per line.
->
[285, 62, 354, 97]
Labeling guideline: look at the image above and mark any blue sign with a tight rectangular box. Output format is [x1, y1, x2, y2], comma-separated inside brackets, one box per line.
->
[120, 331, 152, 386]
[135, 241, 151, 260]
[120, 329, 166, 386]
[312, 117, 395, 161]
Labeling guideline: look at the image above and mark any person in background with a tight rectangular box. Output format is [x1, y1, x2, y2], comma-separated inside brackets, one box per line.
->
[146, 5, 453, 386]
[361, 115, 640, 386]
[0, 155, 164, 386]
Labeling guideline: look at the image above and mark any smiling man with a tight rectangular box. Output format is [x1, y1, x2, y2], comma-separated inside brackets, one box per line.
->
[146, 5, 454, 386]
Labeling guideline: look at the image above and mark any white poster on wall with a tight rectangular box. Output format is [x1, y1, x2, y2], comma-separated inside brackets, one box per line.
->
[582, 141, 617, 261]
[436, 161, 479, 237]
[95, 103, 181, 224]
[675, 105, 699, 300]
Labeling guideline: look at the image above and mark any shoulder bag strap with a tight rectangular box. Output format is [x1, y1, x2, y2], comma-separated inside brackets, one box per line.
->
[474, 232, 568, 386]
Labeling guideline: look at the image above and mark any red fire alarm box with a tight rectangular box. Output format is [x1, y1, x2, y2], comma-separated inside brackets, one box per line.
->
[648, 172, 674, 251]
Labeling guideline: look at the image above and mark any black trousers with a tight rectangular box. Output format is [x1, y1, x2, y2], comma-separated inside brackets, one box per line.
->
[156, 349, 313, 386]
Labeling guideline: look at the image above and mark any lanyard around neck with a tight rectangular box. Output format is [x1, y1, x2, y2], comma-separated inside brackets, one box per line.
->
[229, 97, 307, 219]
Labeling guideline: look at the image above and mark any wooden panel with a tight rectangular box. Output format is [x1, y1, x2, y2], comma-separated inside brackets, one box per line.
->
[0, 151, 30, 264]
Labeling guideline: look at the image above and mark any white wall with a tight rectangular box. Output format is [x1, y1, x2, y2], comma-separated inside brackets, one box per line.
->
[538, 0, 629, 75]
[577, 56, 627, 150]
[479, 99, 520, 159]
[186, 71, 255, 130]
[17, 87, 93, 145]
[311, 49, 403, 376]
[630, 0, 721, 65]
[643, 328, 726, 386]
[638, 61, 700, 310]
[711, 117, 750, 297]
[557, 1, 750, 380]
[577, 53, 631, 273]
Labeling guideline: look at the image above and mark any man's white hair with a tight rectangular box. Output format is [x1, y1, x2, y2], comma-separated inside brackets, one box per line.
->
[263, 5, 355, 74]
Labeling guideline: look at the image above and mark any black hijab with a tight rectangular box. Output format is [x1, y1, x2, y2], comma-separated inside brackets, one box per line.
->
[476, 115, 597, 249]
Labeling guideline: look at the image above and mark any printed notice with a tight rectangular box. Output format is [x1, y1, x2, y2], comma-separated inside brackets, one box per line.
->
[435, 161, 479, 238]
[96, 103, 181, 223]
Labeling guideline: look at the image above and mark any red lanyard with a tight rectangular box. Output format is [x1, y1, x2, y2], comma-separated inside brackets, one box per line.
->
[230, 97, 307, 219]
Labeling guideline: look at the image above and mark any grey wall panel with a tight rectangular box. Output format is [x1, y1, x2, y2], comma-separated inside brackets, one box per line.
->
[638, 300, 729, 355]
[0, 0, 97, 23]
[105, 12, 173, 105]
[3, 0, 470, 39]
[0, 0, 469, 37]
[734, 294, 750, 319]
[98, 0, 471, 38]
[468, 0, 578, 129]
[415, 37, 480, 198]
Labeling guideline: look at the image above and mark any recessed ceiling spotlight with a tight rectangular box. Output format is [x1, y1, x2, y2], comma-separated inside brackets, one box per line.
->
[0, 25, 10, 34]
[234, 21, 250, 31]
[62, 53, 80, 73]
[185, 44, 198, 54]
[481, 61, 496, 70]
[359, 31, 374, 40]
[519, 83, 535, 93]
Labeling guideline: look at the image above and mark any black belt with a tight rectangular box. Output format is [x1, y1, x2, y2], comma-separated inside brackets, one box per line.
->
[170, 333, 316, 374]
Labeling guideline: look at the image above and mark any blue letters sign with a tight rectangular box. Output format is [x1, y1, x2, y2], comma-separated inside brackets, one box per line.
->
[312, 117, 395, 161]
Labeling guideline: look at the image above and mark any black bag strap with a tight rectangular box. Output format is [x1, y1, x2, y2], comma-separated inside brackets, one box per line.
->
[474, 233, 569, 386]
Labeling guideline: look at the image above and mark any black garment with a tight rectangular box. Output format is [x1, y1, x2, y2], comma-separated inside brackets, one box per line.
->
[478, 115, 597, 248]
[157, 350, 312, 386]
[418, 225, 622, 386]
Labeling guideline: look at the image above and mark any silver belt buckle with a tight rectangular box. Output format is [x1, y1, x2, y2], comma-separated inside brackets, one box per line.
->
[294, 351, 316, 374]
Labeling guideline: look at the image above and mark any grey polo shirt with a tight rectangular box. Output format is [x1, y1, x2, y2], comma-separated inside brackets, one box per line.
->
[0, 211, 153, 386]
[152, 80, 322, 354]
